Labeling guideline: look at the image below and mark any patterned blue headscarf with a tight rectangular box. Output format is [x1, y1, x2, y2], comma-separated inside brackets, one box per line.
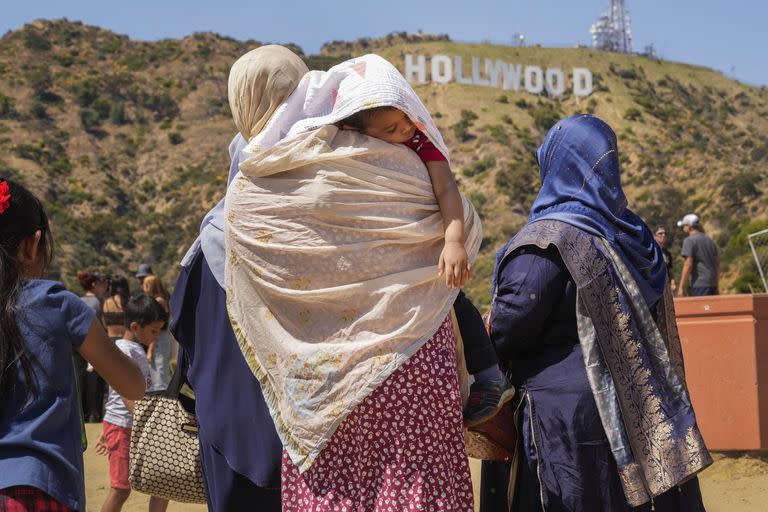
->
[528, 114, 666, 307]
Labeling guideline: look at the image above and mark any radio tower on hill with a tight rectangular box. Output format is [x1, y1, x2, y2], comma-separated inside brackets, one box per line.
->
[590, 0, 633, 53]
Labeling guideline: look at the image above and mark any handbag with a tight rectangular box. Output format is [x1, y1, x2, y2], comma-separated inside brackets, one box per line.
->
[129, 353, 207, 503]
[453, 305, 522, 462]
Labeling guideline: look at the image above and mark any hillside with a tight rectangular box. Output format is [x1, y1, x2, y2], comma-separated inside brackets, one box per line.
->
[1, 20, 766, 304]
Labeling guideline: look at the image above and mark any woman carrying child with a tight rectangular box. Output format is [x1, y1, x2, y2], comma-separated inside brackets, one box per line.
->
[224, 53, 484, 510]
[0, 178, 146, 511]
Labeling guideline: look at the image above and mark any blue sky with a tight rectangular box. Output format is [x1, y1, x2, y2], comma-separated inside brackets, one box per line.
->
[3, 1, 765, 86]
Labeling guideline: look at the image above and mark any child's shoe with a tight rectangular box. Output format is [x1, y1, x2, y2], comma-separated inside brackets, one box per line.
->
[464, 376, 516, 427]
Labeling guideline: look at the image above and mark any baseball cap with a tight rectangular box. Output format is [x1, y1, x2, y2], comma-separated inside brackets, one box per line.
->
[676, 214, 700, 228]
[135, 263, 154, 279]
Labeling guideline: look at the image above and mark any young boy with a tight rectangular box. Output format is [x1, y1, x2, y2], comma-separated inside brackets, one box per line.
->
[97, 294, 169, 512]
[342, 107, 514, 425]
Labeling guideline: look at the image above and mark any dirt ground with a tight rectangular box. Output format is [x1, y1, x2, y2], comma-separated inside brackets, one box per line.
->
[83, 424, 768, 511]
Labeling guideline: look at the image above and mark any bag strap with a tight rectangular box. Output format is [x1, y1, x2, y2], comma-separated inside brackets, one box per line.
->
[164, 348, 190, 399]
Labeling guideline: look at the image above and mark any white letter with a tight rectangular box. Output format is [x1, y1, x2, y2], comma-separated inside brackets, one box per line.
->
[573, 68, 593, 97]
[502, 63, 522, 91]
[545, 68, 566, 97]
[471, 57, 489, 86]
[525, 66, 544, 94]
[431, 54, 452, 84]
[454, 56, 472, 84]
[485, 59, 506, 88]
[404, 54, 426, 84]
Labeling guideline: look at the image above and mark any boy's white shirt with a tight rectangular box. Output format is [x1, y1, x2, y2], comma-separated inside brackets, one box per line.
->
[103, 338, 151, 428]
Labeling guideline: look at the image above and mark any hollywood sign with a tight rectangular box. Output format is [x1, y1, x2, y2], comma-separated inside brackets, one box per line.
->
[403, 54, 593, 98]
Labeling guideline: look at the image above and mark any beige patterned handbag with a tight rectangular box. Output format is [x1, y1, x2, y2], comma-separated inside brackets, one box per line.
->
[129, 357, 206, 503]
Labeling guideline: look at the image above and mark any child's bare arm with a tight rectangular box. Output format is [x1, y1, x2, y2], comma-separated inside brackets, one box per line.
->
[121, 398, 135, 415]
[426, 160, 471, 287]
[77, 319, 146, 400]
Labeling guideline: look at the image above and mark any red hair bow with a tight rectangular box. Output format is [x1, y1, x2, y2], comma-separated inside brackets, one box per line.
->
[0, 181, 10, 214]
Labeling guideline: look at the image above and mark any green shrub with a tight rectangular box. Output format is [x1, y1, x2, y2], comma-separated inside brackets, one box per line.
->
[168, 131, 184, 145]
[24, 30, 52, 51]
[109, 102, 129, 125]
[0, 94, 17, 119]
[72, 78, 100, 107]
[120, 52, 149, 71]
[486, 124, 508, 144]
[530, 102, 561, 132]
[80, 108, 102, 133]
[451, 110, 479, 142]
[496, 94, 509, 104]
[718, 171, 762, 205]
[142, 91, 179, 121]
[751, 142, 768, 162]
[53, 53, 76, 68]
[501, 114, 514, 125]
[462, 156, 496, 177]
[624, 107, 642, 121]
[495, 159, 538, 206]
[92, 98, 111, 120]
[25, 64, 53, 97]
[30, 102, 49, 119]
[467, 190, 488, 219]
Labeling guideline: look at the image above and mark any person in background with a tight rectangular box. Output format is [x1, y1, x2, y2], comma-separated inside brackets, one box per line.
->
[142, 274, 174, 392]
[654, 226, 677, 293]
[96, 294, 168, 512]
[0, 178, 145, 512]
[134, 263, 153, 292]
[677, 213, 719, 297]
[78, 271, 109, 321]
[103, 276, 131, 341]
[77, 270, 110, 422]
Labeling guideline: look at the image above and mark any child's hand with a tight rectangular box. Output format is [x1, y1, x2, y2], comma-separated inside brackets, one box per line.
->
[438, 242, 471, 288]
[95, 433, 108, 456]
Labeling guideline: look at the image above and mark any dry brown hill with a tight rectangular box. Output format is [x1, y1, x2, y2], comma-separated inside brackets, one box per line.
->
[1, 20, 766, 303]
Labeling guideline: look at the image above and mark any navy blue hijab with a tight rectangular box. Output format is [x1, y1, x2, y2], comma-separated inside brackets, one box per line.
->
[528, 114, 666, 307]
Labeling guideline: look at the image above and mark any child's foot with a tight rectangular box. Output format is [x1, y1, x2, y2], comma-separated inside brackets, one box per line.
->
[464, 377, 516, 427]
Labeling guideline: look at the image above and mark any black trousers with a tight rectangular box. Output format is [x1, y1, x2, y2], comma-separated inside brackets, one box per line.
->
[74, 352, 105, 422]
[454, 291, 499, 374]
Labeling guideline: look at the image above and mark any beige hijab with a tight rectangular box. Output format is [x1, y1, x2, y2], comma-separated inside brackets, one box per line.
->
[228, 45, 309, 142]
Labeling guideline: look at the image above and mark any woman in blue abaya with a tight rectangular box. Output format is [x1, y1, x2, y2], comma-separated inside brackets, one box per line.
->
[481, 115, 711, 511]
[169, 45, 309, 511]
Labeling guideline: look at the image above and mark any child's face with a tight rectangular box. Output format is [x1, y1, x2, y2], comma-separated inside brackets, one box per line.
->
[131, 320, 164, 347]
[363, 109, 416, 144]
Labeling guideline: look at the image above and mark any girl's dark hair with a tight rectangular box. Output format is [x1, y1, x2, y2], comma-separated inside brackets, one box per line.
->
[0, 178, 54, 411]
[77, 270, 106, 292]
[341, 106, 397, 132]
[110, 276, 130, 307]
[124, 293, 168, 329]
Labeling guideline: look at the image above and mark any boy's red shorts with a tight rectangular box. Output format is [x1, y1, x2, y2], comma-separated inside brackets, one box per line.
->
[103, 420, 132, 490]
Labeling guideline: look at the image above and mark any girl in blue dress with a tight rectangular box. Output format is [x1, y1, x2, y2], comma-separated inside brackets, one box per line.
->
[0, 178, 146, 511]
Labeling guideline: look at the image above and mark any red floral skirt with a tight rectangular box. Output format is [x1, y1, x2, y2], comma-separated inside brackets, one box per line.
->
[281, 316, 474, 511]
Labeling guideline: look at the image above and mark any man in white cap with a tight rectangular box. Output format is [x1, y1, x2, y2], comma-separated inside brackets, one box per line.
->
[677, 214, 719, 296]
